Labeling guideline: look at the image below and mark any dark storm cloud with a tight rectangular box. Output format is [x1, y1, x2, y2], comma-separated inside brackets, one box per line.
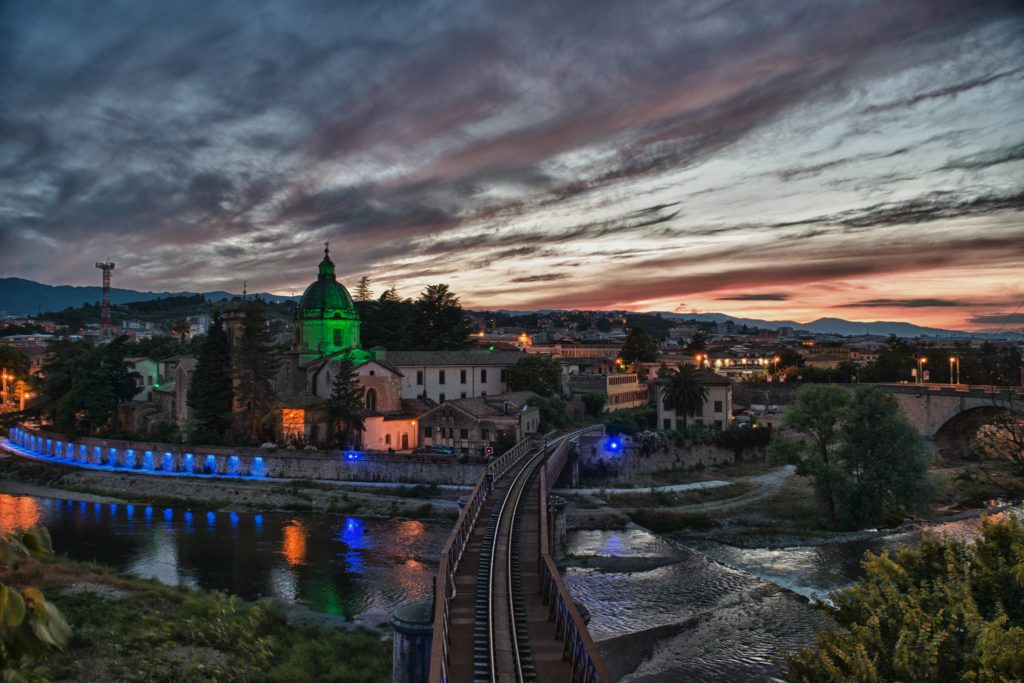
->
[717, 293, 791, 302]
[968, 312, 1024, 325]
[845, 298, 968, 308]
[0, 0, 1021, 323]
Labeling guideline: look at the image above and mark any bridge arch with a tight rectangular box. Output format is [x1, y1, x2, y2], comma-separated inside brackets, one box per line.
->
[932, 405, 1007, 460]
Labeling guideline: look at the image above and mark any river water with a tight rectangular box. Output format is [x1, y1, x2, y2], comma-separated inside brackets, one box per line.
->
[563, 512, 1012, 682]
[0, 492, 447, 629]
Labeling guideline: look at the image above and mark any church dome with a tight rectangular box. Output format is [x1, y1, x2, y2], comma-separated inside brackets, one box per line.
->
[299, 244, 357, 320]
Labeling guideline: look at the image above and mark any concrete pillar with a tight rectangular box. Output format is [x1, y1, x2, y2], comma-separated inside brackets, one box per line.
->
[548, 494, 568, 559]
[390, 599, 433, 683]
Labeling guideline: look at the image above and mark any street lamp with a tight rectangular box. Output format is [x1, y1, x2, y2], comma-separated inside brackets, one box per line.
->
[20, 391, 33, 412]
[917, 357, 928, 385]
[949, 355, 960, 385]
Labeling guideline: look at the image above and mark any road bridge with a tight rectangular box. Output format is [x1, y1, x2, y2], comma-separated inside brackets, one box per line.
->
[429, 426, 612, 683]
[873, 384, 1023, 458]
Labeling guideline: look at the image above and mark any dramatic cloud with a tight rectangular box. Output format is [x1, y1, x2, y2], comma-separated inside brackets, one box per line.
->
[1, 0, 1022, 330]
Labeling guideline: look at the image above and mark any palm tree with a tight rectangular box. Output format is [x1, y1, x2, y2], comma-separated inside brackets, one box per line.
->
[663, 363, 708, 433]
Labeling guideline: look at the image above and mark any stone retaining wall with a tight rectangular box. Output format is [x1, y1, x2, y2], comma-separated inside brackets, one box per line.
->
[578, 441, 739, 486]
[7, 426, 484, 485]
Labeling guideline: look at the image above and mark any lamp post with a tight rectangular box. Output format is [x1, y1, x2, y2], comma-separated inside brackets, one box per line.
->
[917, 357, 928, 385]
[1, 369, 9, 405]
[20, 390, 32, 412]
[949, 355, 960, 385]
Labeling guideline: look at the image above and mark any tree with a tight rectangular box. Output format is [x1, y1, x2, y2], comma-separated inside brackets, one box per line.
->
[775, 349, 804, 370]
[582, 392, 606, 417]
[506, 355, 562, 397]
[50, 336, 138, 436]
[326, 358, 365, 449]
[233, 302, 281, 442]
[187, 312, 233, 438]
[774, 384, 850, 524]
[835, 387, 932, 527]
[0, 347, 30, 378]
[527, 396, 570, 432]
[415, 284, 470, 350]
[684, 332, 707, 355]
[354, 276, 373, 302]
[784, 514, 1024, 682]
[661, 363, 708, 433]
[170, 318, 190, 342]
[619, 327, 659, 365]
[772, 385, 933, 528]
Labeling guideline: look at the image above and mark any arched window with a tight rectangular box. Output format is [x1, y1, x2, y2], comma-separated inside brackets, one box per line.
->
[366, 388, 378, 412]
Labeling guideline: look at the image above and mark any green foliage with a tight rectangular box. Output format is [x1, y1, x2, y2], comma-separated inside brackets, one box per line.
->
[0, 347, 31, 378]
[715, 424, 772, 460]
[602, 405, 656, 437]
[582, 392, 606, 417]
[775, 385, 932, 528]
[506, 354, 562, 397]
[415, 284, 470, 351]
[187, 312, 234, 438]
[353, 276, 372, 303]
[327, 359, 366, 449]
[784, 513, 1024, 683]
[233, 302, 281, 442]
[528, 396, 570, 432]
[776, 349, 804, 369]
[619, 327, 659, 364]
[0, 526, 71, 677]
[41, 336, 139, 436]
[660, 362, 708, 432]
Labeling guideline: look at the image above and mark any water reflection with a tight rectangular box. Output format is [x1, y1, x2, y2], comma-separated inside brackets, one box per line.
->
[0, 492, 445, 626]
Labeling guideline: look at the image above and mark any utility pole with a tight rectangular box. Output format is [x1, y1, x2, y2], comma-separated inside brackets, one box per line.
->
[95, 260, 116, 338]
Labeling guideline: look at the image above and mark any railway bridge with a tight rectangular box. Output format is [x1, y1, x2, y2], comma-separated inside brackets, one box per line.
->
[427, 425, 612, 683]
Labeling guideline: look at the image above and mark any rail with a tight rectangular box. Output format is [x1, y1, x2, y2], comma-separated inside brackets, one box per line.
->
[427, 436, 536, 683]
[538, 425, 613, 683]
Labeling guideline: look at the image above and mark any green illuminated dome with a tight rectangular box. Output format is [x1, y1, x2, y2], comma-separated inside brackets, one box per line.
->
[297, 243, 360, 361]
[300, 245, 357, 320]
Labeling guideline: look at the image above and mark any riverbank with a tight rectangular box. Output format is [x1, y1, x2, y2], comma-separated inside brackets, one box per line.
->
[0, 453, 460, 520]
[2, 553, 391, 682]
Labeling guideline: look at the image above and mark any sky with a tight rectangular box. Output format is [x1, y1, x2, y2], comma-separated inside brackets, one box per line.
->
[1, 0, 1022, 331]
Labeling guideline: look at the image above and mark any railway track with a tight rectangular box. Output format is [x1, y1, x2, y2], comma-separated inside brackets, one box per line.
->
[473, 442, 548, 683]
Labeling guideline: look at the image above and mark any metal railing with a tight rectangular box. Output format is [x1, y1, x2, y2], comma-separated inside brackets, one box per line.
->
[427, 435, 537, 683]
[538, 425, 612, 683]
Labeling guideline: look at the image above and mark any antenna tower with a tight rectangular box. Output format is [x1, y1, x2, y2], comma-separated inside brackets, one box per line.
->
[94, 260, 116, 337]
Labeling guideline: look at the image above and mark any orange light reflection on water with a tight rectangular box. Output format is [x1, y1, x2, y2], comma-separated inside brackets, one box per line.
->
[0, 494, 42, 535]
[283, 520, 307, 566]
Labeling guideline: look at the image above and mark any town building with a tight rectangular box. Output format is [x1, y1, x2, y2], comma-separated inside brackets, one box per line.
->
[654, 369, 734, 431]
[382, 350, 524, 404]
[417, 391, 540, 455]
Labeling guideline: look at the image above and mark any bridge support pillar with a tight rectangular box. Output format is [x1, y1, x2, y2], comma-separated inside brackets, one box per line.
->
[390, 600, 433, 683]
[548, 495, 568, 559]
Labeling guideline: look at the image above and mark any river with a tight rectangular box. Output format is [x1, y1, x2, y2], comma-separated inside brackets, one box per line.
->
[0, 491, 447, 629]
[563, 510, 1014, 682]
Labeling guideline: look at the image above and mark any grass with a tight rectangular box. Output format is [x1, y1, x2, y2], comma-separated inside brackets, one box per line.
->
[2, 555, 391, 682]
[644, 459, 779, 487]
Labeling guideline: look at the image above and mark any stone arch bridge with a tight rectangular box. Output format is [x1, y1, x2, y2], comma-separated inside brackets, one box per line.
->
[871, 384, 1023, 458]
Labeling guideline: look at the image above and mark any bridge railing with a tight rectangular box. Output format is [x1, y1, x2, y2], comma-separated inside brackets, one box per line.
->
[427, 435, 537, 683]
[538, 425, 613, 683]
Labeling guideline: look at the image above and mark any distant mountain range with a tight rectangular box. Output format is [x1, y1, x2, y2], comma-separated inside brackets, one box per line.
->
[0, 277, 296, 315]
[2, 277, 1020, 340]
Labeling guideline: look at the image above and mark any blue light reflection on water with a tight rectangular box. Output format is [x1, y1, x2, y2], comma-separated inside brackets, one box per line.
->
[0, 492, 446, 627]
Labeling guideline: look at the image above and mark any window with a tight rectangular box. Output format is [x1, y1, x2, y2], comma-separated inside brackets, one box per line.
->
[369, 370, 375, 376]
[146, 376, 153, 385]
[500, 369, 506, 383]
[461, 392, 467, 399]
[366, 389, 378, 412]
[423, 427, 431, 438]
[460, 369, 467, 384]
[439, 393, 446, 403]
[481, 391, 487, 397]
[439, 370, 446, 385]
[460, 428, 469, 439]
[715, 420, 723, 430]
[482, 429, 490, 440]
[385, 434, 391, 445]
[714, 400, 723, 413]
[416, 371, 423, 385]
[333, 329, 342, 346]
[481, 369, 488, 383]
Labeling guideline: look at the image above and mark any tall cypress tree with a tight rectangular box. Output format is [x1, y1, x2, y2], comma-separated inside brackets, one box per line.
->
[187, 312, 233, 437]
[327, 358, 365, 449]
[233, 302, 281, 442]
[415, 284, 470, 350]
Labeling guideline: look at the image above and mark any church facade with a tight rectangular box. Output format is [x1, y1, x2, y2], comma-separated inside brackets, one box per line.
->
[277, 245, 419, 451]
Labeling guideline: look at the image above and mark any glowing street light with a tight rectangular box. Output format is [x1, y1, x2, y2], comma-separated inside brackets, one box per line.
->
[917, 357, 928, 385]
[949, 355, 961, 385]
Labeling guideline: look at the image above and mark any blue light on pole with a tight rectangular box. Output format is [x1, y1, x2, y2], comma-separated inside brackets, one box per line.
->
[345, 451, 362, 461]
[605, 437, 622, 454]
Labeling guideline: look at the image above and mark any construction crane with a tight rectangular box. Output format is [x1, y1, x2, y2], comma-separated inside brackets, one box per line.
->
[94, 260, 115, 338]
